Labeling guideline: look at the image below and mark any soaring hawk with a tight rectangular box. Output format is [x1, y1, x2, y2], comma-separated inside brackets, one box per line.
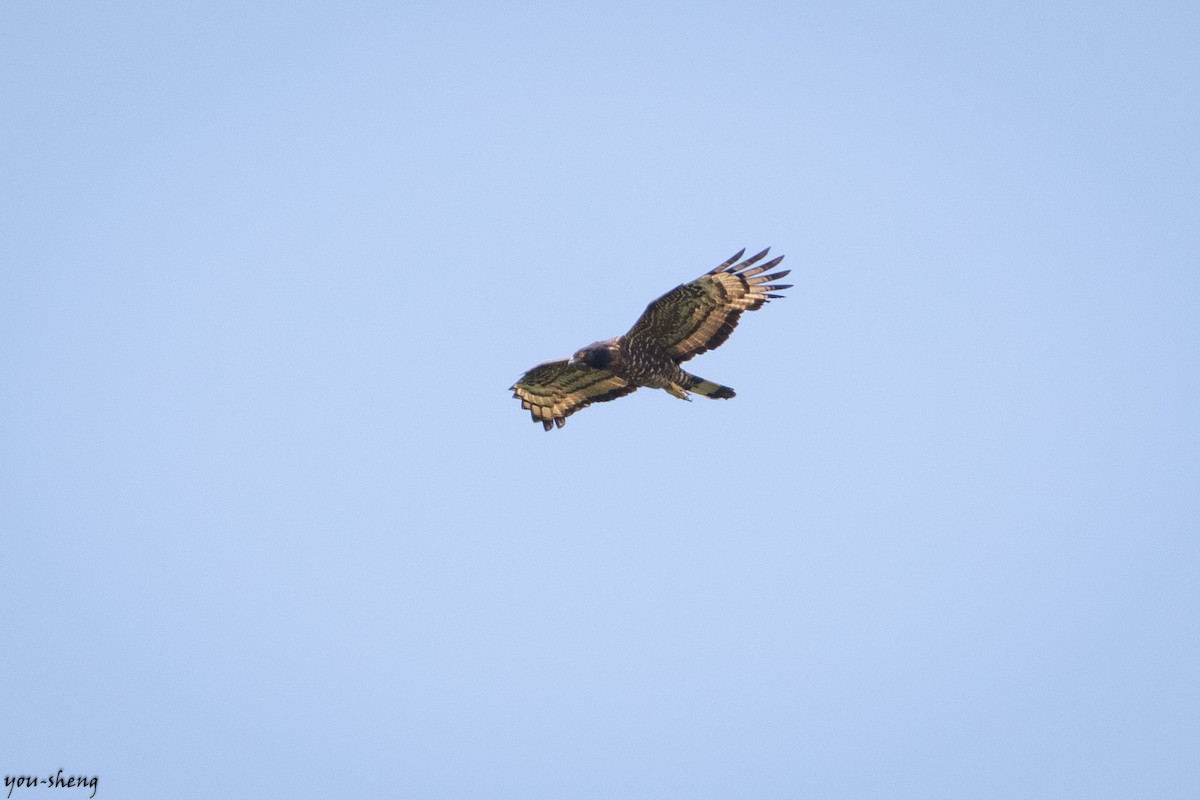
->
[510, 247, 791, 430]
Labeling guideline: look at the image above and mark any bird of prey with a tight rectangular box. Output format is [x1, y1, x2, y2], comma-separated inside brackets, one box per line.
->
[510, 247, 791, 431]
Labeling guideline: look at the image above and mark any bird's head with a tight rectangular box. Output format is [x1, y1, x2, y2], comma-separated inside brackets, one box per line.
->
[569, 338, 620, 370]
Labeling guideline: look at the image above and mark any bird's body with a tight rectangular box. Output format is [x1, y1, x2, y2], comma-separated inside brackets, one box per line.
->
[621, 338, 686, 391]
[510, 248, 791, 430]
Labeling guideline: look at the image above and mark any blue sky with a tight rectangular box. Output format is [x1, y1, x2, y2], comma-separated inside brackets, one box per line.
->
[3, 1, 1198, 797]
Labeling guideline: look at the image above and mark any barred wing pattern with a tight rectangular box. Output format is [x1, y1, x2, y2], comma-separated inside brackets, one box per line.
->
[509, 359, 637, 431]
[625, 248, 791, 362]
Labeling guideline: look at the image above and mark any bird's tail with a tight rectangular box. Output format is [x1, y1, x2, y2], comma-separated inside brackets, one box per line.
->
[681, 371, 735, 399]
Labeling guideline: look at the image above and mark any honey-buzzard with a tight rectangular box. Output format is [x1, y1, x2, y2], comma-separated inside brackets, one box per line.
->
[510, 248, 791, 431]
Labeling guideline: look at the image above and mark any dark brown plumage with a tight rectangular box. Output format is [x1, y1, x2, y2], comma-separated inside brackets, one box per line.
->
[510, 247, 791, 430]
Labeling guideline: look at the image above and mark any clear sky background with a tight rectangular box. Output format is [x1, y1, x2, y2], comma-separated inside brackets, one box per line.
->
[3, 1, 1198, 798]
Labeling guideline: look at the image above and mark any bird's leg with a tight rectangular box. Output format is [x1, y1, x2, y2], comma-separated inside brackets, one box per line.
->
[664, 382, 692, 401]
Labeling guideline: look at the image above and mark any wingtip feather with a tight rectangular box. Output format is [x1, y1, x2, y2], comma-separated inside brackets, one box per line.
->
[711, 248, 746, 274]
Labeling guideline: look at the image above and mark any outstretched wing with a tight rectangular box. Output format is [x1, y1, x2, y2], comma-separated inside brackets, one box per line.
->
[510, 359, 637, 431]
[625, 248, 791, 362]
